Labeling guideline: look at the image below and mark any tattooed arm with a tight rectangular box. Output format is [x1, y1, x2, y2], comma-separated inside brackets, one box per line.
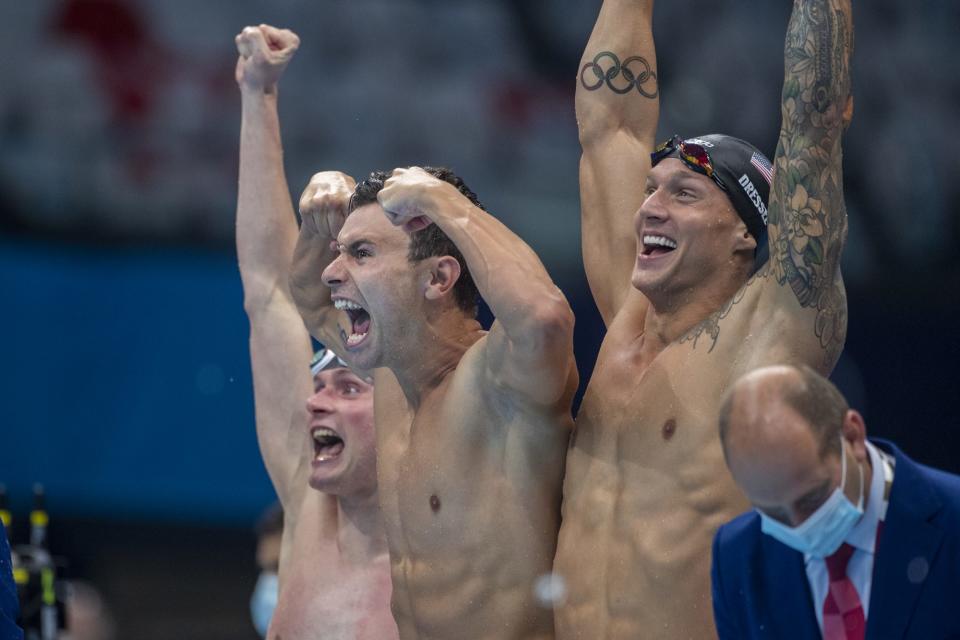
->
[577, 0, 659, 326]
[766, 0, 853, 367]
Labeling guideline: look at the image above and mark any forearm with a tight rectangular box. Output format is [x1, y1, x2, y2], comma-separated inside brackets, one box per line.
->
[770, 0, 853, 305]
[577, 0, 658, 322]
[236, 87, 312, 506]
[783, 0, 853, 114]
[576, 0, 656, 145]
[289, 224, 344, 348]
[237, 89, 300, 314]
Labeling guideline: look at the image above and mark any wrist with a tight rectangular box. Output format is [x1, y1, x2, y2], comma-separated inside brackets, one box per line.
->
[239, 84, 280, 102]
[436, 184, 474, 224]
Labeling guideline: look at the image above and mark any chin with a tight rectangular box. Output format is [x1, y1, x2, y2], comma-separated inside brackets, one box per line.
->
[308, 468, 345, 494]
[631, 269, 663, 296]
[347, 338, 382, 371]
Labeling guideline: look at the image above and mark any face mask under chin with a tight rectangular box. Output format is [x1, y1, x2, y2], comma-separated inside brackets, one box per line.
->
[757, 435, 865, 558]
[250, 571, 278, 638]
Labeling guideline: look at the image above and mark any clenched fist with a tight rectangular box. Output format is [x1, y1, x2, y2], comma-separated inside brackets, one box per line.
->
[299, 171, 357, 241]
[235, 24, 300, 93]
[377, 167, 453, 234]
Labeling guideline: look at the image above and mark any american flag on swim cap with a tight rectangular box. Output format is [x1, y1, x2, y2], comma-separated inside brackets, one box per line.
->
[660, 133, 772, 274]
[750, 152, 773, 185]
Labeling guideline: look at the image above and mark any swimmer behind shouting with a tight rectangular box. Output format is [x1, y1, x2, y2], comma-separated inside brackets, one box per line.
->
[235, 24, 397, 639]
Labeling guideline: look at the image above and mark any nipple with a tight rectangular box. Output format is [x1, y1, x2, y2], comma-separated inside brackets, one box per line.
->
[662, 418, 677, 440]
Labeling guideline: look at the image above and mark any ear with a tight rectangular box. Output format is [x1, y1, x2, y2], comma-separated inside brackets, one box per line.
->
[423, 256, 462, 302]
[841, 409, 868, 463]
[733, 224, 757, 254]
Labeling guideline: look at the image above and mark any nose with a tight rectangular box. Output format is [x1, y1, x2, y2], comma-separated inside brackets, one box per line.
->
[634, 192, 668, 234]
[321, 253, 345, 288]
[306, 388, 335, 415]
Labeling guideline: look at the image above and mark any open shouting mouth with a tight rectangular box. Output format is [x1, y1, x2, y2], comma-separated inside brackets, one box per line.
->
[312, 426, 345, 463]
[334, 299, 371, 348]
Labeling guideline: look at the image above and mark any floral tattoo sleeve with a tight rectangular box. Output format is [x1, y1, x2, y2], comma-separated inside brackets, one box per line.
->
[769, 0, 853, 365]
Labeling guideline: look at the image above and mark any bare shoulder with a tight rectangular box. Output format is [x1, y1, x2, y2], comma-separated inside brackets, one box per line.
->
[372, 367, 409, 418]
[449, 336, 574, 440]
[676, 263, 846, 375]
[605, 288, 651, 343]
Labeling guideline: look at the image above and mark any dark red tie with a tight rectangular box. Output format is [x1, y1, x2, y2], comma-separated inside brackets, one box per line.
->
[822, 542, 865, 640]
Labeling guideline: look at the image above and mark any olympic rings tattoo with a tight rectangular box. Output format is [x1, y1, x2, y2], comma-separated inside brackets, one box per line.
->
[580, 51, 658, 98]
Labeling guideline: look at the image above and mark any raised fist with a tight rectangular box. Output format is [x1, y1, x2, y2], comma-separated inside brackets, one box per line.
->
[299, 171, 357, 241]
[377, 167, 449, 234]
[235, 24, 300, 93]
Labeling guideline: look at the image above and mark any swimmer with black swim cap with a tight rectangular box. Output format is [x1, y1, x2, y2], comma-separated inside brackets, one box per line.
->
[556, 0, 855, 638]
[650, 133, 773, 273]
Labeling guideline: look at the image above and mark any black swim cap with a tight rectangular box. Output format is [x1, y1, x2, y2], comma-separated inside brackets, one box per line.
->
[653, 134, 773, 272]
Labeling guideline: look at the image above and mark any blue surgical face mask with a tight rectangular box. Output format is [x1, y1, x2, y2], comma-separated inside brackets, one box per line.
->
[758, 435, 864, 558]
[250, 571, 278, 638]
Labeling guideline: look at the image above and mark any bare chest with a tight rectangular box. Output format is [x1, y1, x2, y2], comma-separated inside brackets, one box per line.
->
[563, 336, 741, 519]
[576, 339, 726, 455]
[554, 337, 748, 637]
[272, 543, 394, 640]
[377, 390, 503, 556]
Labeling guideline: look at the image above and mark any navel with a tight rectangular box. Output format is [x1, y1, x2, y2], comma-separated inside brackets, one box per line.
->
[429, 494, 441, 512]
[662, 418, 677, 440]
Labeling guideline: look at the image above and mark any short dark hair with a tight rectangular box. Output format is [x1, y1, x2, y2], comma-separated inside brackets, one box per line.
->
[348, 167, 483, 315]
[718, 365, 848, 460]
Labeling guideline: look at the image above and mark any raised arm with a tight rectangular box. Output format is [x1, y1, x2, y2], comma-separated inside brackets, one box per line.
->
[289, 171, 356, 354]
[767, 0, 853, 367]
[378, 168, 577, 408]
[577, 0, 659, 325]
[235, 24, 312, 509]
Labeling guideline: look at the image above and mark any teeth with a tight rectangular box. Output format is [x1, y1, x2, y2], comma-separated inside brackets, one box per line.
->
[334, 300, 363, 311]
[643, 235, 677, 249]
[312, 427, 338, 441]
[346, 332, 368, 347]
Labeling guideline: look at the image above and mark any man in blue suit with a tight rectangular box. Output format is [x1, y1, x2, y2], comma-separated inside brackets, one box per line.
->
[712, 364, 960, 639]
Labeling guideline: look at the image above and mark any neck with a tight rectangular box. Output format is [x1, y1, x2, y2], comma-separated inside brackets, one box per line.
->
[335, 489, 388, 564]
[387, 311, 484, 408]
[640, 274, 746, 355]
[641, 258, 749, 352]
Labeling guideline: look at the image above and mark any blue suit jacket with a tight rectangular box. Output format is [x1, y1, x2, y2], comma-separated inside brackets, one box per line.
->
[711, 440, 960, 639]
[0, 522, 23, 640]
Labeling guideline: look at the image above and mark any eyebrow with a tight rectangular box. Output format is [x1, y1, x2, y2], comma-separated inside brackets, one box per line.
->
[794, 479, 833, 508]
[314, 368, 362, 386]
[668, 173, 709, 190]
[754, 478, 833, 518]
[647, 172, 707, 191]
[336, 238, 375, 254]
